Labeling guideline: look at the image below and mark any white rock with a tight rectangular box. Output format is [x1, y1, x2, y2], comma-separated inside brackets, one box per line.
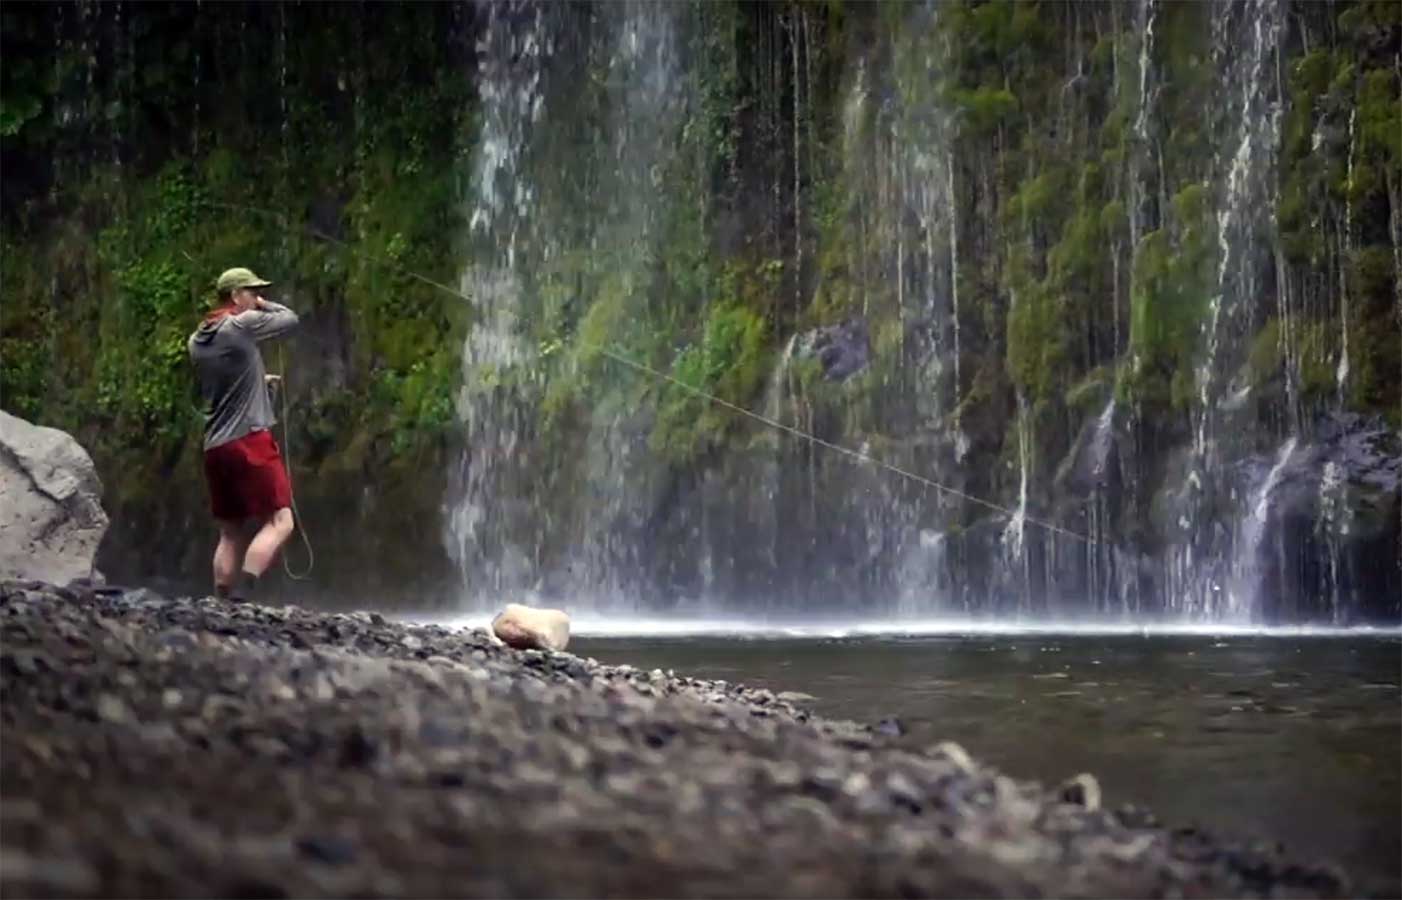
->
[928, 740, 975, 775]
[491, 602, 570, 652]
[1059, 772, 1102, 811]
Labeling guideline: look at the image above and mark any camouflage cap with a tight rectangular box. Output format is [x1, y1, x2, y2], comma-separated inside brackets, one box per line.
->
[215, 267, 273, 294]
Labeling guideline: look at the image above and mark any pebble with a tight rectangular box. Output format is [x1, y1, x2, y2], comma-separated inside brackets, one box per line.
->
[0, 580, 1354, 900]
[96, 693, 131, 723]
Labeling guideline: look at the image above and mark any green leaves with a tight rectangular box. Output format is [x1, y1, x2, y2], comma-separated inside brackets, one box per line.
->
[0, 92, 43, 138]
[651, 299, 768, 463]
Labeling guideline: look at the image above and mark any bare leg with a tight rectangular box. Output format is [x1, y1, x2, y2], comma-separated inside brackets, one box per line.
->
[242, 507, 295, 577]
[213, 518, 247, 596]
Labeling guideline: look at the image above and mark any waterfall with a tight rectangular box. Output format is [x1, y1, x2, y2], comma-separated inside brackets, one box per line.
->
[1337, 107, 1356, 405]
[1228, 436, 1297, 621]
[1001, 397, 1031, 615]
[763, 335, 799, 428]
[1129, 0, 1157, 250]
[1200, 0, 1282, 459]
[948, 151, 962, 417]
[792, 6, 804, 318]
[448, 2, 550, 601]
[3, 1, 1395, 625]
[448, 2, 688, 609]
[895, 528, 949, 617]
[758, 335, 799, 575]
[1318, 460, 1350, 625]
[1170, 0, 1284, 616]
[467, 3, 546, 243]
[427, 0, 1391, 624]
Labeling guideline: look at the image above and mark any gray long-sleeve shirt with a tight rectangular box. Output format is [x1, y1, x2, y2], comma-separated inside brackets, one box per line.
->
[188, 301, 299, 450]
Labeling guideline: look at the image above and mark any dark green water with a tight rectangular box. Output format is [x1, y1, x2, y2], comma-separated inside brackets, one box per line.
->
[573, 633, 1401, 892]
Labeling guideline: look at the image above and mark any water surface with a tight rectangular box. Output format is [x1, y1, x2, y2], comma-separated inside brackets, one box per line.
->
[570, 631, 1401, 893]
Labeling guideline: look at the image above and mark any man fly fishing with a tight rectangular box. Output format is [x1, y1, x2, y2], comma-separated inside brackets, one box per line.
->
[188, 267, 299, 602]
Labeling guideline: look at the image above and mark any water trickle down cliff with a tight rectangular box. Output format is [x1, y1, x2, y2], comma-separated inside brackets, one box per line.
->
[442, 1, 1400, 623]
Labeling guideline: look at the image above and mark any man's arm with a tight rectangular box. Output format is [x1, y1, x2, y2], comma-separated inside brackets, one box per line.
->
[232, 299, 299, 341]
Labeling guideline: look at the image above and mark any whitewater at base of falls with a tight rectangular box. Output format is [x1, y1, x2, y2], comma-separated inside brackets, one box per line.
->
[429, 612, 1402, 640]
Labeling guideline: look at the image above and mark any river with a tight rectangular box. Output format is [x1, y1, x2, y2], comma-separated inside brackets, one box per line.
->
[555, 627, 1401, 894]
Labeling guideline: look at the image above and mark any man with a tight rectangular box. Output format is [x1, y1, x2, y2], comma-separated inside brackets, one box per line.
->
[189, 267, 300, 601]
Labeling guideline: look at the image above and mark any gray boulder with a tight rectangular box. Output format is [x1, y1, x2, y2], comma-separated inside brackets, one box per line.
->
[797, 318, 870, 381]
[0, 410, 109, 586]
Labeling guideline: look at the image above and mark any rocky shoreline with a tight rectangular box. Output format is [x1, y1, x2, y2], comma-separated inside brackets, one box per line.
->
[1, 581, 1353, 898]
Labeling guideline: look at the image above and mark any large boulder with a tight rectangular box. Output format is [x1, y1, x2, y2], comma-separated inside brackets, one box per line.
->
[0, 410, 109, 586]
[491, 603, 570, 651]
[1254, 413, 1401, 623]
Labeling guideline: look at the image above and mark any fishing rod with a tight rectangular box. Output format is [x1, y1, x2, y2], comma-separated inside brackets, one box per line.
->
[196, 200, 1098, 548]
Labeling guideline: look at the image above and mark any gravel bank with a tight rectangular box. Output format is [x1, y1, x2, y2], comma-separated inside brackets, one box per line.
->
[1, 582, 1351, 898]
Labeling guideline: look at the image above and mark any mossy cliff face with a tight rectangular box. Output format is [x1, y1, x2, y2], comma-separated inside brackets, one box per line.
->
[2, 2, 471, 604]
[3, 2, 1398, 619]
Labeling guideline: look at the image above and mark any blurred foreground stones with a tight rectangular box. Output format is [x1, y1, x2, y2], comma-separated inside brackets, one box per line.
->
[1, 581, 1352, 898]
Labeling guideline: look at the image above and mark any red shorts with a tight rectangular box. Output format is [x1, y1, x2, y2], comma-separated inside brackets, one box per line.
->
[203, 429, 292, 521]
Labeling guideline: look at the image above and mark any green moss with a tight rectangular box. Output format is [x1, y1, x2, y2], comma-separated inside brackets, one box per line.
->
[1292, 50, 1335, 99]
[1, 3, 473, 478]
[1048, 209, 1101, 285]
[1126, 187, 1212, 416]
[1357, 68, 1402, 162]
[1007, 166, 1067, 227]
[1339, 0, 1402, 41]
[1006, 279, 1065, 403]
[1352, 246, 1396, 308]
[1129, 230, 1202, 366]
[0, 239, 51, 421]
[950, 86, 1019, 137]
[1246, 320, 1283, 388]
[1065, 365, 1112, 417]
[1295, 322, 1337, 403]
[1100, 199, 1127, 235]
[650, 299, 769, 463]
[1347, 310, 1402, 421]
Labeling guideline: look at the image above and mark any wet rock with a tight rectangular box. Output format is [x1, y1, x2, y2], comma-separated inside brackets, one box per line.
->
[1115, 803, 1159, 829]
[796, 318, 870, 382]
[297, 834, 358, 866]
[224, 875, 291, 899]
[337, 727, 378, 769]
[0, 849, 100, 894]
[872, 716, 906, 738]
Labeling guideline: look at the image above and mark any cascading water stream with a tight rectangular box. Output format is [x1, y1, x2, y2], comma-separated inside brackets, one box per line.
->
[1228, 436, 1297, 621]
[450, 2, 688, 610]
[1337, 107, 1356, 405]
[1001, 397, 1031, 615]
[431, 0, 1394, 626]
[1169, 0, 1285, 617]
[448, 2, 549, 600]
[1317, 460, 1350, 625]
[1129, 0, 1157, 252]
